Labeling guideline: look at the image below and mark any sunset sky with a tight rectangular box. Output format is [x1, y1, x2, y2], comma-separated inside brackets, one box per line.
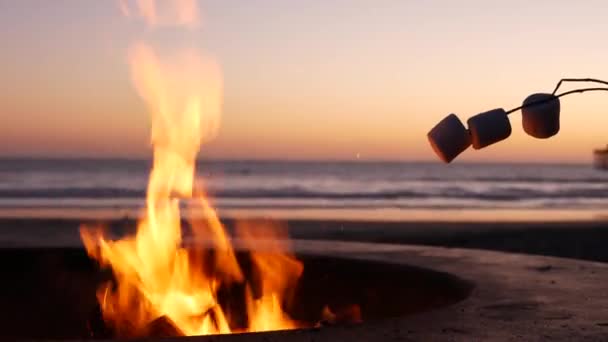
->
[1, 0, 608, 162]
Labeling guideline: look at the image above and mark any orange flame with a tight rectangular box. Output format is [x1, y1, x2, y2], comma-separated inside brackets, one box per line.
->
[80, 3, 304, 336]
[235, 221, 303, 332]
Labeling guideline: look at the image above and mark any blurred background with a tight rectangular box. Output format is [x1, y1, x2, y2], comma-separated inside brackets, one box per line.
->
[1, 1, 608, 222]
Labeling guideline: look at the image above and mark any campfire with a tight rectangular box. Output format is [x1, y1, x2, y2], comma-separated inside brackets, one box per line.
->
[77, 0, 356, 338]
[0, 2, 475, 340]
[81, 217, 314, 337]
[0, 243, 473, 340]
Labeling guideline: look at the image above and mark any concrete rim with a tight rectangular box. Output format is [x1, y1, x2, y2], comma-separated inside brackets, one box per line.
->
[66, 240, 608, 342]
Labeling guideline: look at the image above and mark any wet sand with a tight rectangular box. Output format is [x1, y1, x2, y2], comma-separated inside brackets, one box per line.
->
[1, 218, 608, 262]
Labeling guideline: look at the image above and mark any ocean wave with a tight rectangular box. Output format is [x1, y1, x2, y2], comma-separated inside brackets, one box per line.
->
[0, 199, 606, 210]
[0, 188, 144, 199]
[2, 186, 608, 201]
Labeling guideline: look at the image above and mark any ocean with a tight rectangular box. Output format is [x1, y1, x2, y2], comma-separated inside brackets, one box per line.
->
[1, 159, 607, 221]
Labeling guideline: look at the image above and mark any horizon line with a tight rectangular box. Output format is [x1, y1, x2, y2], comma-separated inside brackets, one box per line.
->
[0, 155, 590, 166]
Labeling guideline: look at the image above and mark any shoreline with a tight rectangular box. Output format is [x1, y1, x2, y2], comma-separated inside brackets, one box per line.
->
[1, 217, 607, 263]
[1, 207, 608, 222]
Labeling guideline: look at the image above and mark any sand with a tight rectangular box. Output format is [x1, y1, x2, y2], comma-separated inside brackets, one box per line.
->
[1, 217, 608, 262]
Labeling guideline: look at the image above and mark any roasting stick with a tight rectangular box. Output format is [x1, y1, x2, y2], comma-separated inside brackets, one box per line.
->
[427, 78, 608, 163]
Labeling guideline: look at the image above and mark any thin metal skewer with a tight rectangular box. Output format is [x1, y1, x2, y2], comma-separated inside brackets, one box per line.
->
[551, 78, 608, 95]
[506, 86, 608, 115]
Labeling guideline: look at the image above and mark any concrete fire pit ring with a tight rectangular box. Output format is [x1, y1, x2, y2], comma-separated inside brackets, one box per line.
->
[155, 241, 608, 341]
[7, 240, 608, 341]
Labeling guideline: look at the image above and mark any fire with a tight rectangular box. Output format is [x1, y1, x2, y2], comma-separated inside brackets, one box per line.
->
[80, 1, 303, 337]
[236, 221, 303, 332]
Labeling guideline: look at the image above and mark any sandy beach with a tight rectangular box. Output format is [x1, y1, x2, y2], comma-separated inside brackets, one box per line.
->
[3, 217, 608, 263]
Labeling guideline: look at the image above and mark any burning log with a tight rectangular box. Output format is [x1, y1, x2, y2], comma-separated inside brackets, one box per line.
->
[88, 307, 186, 338]
[147, 316, 184, 338]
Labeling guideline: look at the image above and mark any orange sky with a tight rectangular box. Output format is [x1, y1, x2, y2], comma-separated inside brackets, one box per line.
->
[1, 1, 608, 163]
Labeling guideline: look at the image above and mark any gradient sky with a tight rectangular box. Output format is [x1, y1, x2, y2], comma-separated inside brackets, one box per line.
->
[1, 0, 608, 162]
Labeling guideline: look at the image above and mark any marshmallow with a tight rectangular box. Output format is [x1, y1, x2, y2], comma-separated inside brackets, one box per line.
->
[521, 93, 560, 139]
[427, 113, 471, 163]
[467, 108, 511, 149]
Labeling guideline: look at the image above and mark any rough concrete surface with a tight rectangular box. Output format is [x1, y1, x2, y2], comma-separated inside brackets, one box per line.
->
[46, 240, 608, 342]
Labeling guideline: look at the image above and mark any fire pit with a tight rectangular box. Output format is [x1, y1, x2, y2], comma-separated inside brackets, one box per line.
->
[0, 242, 472, 340]
[2, 239, 608, 341]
